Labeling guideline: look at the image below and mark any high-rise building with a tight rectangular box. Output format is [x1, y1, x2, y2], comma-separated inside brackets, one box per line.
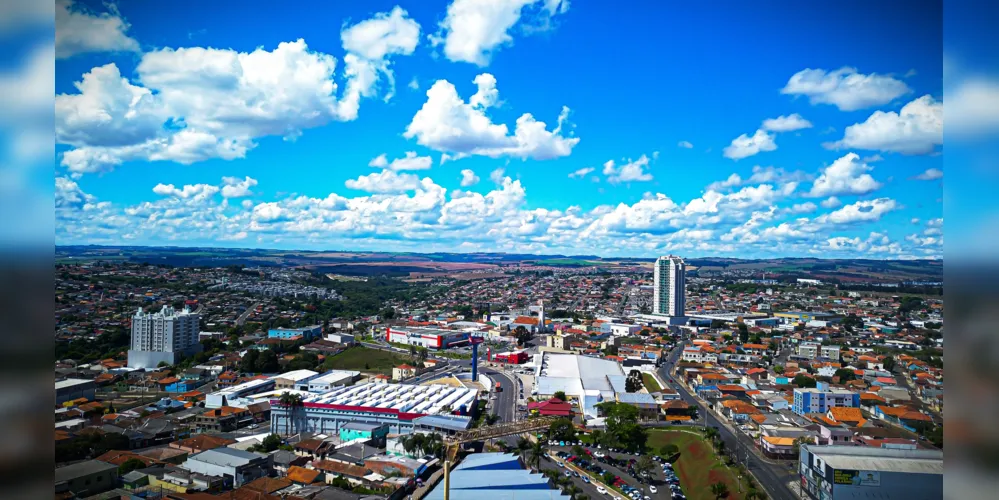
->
[654, 255, 686, 317]
[127, 305, 201, 368]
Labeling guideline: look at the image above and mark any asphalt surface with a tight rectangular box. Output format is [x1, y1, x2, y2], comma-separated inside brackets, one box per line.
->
[658, 342, 797, 500]
[545, 444, 680, 500]
[235, 302, 260, 326]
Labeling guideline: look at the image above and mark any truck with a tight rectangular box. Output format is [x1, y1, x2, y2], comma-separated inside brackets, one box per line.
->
[495, 381, 503, 392]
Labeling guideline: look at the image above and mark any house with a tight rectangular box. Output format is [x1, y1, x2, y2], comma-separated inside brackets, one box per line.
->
[312, 459, 371, 484]
[195, 406, 250, 433]
[170, 434, 237, 454]
[339, 422, 389, 447]
[293, 438, 335, 460]
[392, 364, 420, 381]
[159, 377, 201, 393]
[286, 465, 322, 485]
[828, 407, 867, 427]
[182, 448, 271, 488]
[55, 460, 119, 498]
[759, 436, 797, 458]
[527, 397, 573, 417]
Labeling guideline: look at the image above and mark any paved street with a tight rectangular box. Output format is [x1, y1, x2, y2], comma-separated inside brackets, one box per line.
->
[658, 342, 798, 500]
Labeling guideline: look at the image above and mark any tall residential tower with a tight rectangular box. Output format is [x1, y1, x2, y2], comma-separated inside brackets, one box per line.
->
[127, 305, 201, 368]
[653, 255, 686, 318]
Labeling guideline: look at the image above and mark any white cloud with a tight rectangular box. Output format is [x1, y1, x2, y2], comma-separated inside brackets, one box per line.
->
[404, 73, 579, 160]
[431, 0, 569, 66]
[221, 176, 258, 198]
[152, 182, 220, 202]
[568, 167, 594, 179]
[408, 76, 420, 90]
[368, 151, 433, 171]
[459, 169, 480, 187]
[788, 202, 817, 214]
[603, 155, 653, 184]
[808, 152, 882, 197]
[944, 77, 999, 138]
[677, 140, 693, 149]
[706, 174, 743, 192]
[762, 113, 813, 132]
[817, 197, 899, 224]
[489, 168, 506, 184]
[57, 8, 422, 176]
[914, 168, 943, 181]
[723, 129, 776, 160]
[55, 0, 140, 59]
[825, 95, 942, 154]
[780, 67, 911, 111]
[345, 169, 423, 193]
[821, 196, 843, 209]
[242, 199, 254, 210]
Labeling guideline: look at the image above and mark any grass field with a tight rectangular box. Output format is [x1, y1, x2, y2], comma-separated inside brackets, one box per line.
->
[641, 372, 662, 392]
[322, 346, 413, 375]
[647, 429, 752, 500]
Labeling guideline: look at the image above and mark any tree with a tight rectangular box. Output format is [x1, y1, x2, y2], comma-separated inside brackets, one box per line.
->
[240, 349, 259, 373]
[255, 349, 280, 373]
[602, 471, 616, 485]
[528, 439, 546, 471]
[516, 437, 531, 461]
[625, 370, 644, 393]
[553, 391, 567, 401]
[157, 361, 170, 368]
[117, 458, 146, 475]
[599, 402, 647, 451]
[635, 455, 655, 478]
[659, 444, 679, 457]
[833, 368, 856, 382]
[882, 355, 897, 372]
[745, 489, 766, 500]
[260, 433, 283, 452]
[773, 365, 784, 375]
[548, 418, 576, 442]
[565, 484, 583, 500]
[571, 444, 586, 457]
[711, 481, 730, 499]
[793, 374, 817, 388]
[278, 392, 304, 435]
[738, 323, 749, 344]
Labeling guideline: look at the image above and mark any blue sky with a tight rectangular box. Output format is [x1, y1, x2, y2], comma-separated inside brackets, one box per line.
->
[45, 0, 953, 258]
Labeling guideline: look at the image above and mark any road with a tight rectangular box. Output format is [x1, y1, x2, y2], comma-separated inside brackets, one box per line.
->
[658, 342, 798, 500]
[236, 302, 261, 326]
[547, 444, 676, 500]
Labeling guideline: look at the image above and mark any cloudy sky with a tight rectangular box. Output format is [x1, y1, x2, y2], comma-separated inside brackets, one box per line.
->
[48, 0, 951, 258]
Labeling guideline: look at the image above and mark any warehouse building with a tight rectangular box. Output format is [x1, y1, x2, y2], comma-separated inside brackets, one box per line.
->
[386, 326, 472, 350]
[424, 453, 568, 500]
[270, 382, 479, 435]
[533, 353, 643, 419]
[799, 444, 942, 499]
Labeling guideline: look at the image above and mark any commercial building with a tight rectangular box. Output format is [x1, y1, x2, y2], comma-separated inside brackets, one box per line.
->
[272, 369, 320, 390]
[56, 378, 96, 405]
[325, 332, 355, 345]
[54, 460, 118, 497]
[182, 448, 271, 488]
[270, 382, 479, 435]
[798, 444, 942, 499]
[653, 255, 686, 320]
[492, 350, 529, 364]
[205, 378, 276, 409]
[268, 325, 322, 341]
[307, 370, 360, 392]
[533, 352, 655, 419]
[128, 305, 201, 368]
[775, 311, 839, 323]
[793, 386, 861, 416]
[424, 453, 568, 500]
[339, 422, 389, 446]
[386, 326, 472, 350]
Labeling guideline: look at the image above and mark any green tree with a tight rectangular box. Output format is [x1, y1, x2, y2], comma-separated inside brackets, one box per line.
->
[882, 355, 897, 372]
[240, 349, 259, 373]
[117, 458, 146, 475]
[260, 433, 283, 452]
[548, 418, 576, 442]
[553, 391, 567, 401]
[255, 349, 280, 373]
[793, 374, 817, 388]
[659, 443, 679, 458]
[833, 368, 856, 381]
[572, 444, 586, 457]
[773, 365, 784, 375]
[634, 455, 655, 478]
[711, 481, 730, 499]
[738, 323, 749, 344]
[528, 439, 546, 471]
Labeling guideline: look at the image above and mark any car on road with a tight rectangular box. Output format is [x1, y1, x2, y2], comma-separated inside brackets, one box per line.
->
[555, 461, 564, 467]
[564, 471, 572, 477]
[582, 476, 590, 483]
[596, 486, 607, 495]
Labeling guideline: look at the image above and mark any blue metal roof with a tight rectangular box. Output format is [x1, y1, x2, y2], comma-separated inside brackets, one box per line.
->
[424, 453, 569, 500]
[413, 414, 473, 431]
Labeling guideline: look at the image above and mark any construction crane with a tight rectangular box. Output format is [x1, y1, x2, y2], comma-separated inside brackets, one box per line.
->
[442, 416, 562, 500]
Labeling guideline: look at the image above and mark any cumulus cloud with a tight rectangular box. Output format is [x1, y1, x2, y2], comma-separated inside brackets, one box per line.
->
[780, 67, 911, 111]
[221, 176, 258, 198]
[945, 77, 999, 138]
[808, 152, 882, 197]
[821, 196, 843, 209]
[913, 168, 943, 181]
[568, 167, 594, 179]
[345, 169, 423, 193]
[55, 0, 140, 59]
[762, 113, 813, 132]
[678, 140, 694, 149]
[368, 151, 433, 171]
[788, 202, 818, 214]
[404, 73, 578, 160]
[459, 169, 480, 187]
[152, 182, 220, 202]
[825, 95, 942, 154]
[431, 0, 569, 66]
[723, 129, 776, 160]
[817, 197, 899, 224]
[603, 155, 653, 184]
[57, 8, 421, 176]
[489, 168, 506, 184]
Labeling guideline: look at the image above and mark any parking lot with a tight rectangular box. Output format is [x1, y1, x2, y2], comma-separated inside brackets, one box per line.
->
[542, 442, 686, 500]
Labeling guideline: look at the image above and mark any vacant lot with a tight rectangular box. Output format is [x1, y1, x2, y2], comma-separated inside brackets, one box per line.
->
[322, 346, 412, 375]
[647, 429, 751, 500]
[641, 373, 662, 392]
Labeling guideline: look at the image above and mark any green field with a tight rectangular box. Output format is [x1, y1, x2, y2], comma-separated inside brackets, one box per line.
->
[641, 373, 662, 392]
[647, 429, 753, 500]
[322, 346, 413, 375]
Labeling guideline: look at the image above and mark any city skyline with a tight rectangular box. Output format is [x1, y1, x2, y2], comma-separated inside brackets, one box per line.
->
[52, 1, 944, 259]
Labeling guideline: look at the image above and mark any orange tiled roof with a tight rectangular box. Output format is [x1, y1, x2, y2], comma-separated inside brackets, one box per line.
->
[286, 465, 321, 484]
[876, 405, 906, 417]
[829, 407, 865, 423]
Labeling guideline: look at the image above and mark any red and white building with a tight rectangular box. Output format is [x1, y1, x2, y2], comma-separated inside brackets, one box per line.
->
[386, 327, 471, 350]
[492, 350, 529, 364]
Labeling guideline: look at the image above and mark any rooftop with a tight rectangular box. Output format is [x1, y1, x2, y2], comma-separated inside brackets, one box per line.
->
[804, 444, 943, 475]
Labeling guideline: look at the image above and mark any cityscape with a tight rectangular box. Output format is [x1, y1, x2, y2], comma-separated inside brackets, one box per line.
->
[47, 1, 950, 500]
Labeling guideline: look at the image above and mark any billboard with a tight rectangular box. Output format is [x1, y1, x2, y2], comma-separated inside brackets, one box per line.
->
[833, 469, 881, 487]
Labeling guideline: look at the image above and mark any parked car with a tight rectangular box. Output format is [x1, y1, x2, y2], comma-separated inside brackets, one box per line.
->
[649, 486, 658, 494]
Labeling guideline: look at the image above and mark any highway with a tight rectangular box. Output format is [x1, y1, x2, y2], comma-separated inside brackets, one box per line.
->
[657, 342, 798, 500]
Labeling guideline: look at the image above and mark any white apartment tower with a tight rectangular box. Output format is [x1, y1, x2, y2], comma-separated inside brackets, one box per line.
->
[127, 305, 201, 368]
[653, 255, 686, 317]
